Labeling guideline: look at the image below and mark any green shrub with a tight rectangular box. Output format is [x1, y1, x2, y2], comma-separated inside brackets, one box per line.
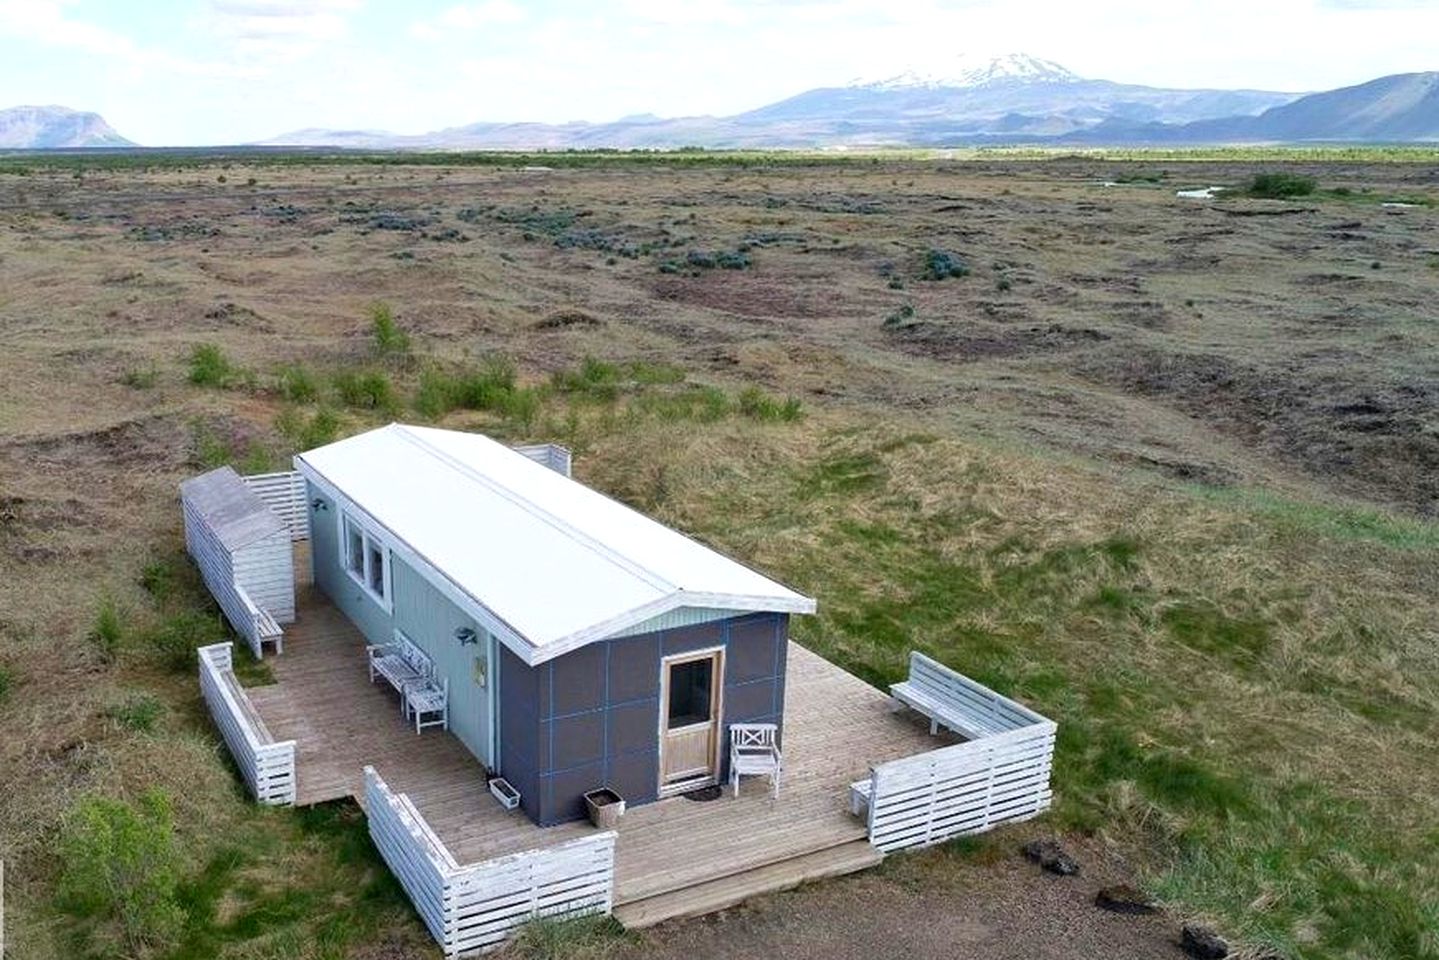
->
[333, 370, 397, 413]
[0, 662, 13, 704]
[923, 248, 970, 280]
[1248, 172, 1317, 199]
[552, 357, 621, 401]
[140, 610, 225, 673]
[120, 367, 158, 389]
[58, 789, 184, 953]
[106, 693, 165, 732]
[276, 406, 340, 450]
[187, 343, 235, 387]
[884, 304, 915, 328]
[456, 356, 518, 411]
[502, 386, 542, 430]
[415, 368, 460, 419]
[91, 597, 124, 662]
[737, 387, 804, 423]
[139, 559, 176, 603]
[277, 364, 319, 403]
[369, 301, 411, 358]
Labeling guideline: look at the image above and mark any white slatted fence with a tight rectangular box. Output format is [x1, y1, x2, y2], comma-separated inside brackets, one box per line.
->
[861, 652, 1057, 852]
[241, 470, 310, 541]
[511, 443, 572, 478]
[198, 643, 296, 805]
[866, 721, 1055, 851]
[365, 767, 616, 956]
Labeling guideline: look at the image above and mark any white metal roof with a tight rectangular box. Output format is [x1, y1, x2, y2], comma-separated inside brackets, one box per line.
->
[294, 424, 815, 665]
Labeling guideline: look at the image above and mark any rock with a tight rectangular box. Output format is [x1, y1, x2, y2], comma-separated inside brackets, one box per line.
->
[1095, 884, 1159, 915]
[1022, 837, 1080, 876]
[1180, 923, 1229, 959]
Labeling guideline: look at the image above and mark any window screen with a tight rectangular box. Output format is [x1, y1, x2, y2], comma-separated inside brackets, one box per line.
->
[667, 658, 713, 727]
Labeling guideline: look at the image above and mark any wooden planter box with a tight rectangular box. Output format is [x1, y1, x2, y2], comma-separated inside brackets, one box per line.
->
[584, 788, 625, 829]
[488, 777, 521, 810]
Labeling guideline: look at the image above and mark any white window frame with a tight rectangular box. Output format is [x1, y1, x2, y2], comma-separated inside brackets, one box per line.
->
[340, 510, 392, 612]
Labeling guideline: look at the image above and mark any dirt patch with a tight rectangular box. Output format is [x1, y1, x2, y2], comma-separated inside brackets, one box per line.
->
[618, 836, 1184, 960]
[888, 320, 1110, 363]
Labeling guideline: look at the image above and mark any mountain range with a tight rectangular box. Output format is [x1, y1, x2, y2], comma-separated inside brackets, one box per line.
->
[0, 105, 132, 148]
[5, 55, 1437, 150]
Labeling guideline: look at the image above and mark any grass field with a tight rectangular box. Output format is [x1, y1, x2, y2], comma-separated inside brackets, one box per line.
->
[0, 152, 1435, 960]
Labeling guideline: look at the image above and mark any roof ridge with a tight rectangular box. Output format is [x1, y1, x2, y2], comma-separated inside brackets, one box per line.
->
[389, 425, 678, 594]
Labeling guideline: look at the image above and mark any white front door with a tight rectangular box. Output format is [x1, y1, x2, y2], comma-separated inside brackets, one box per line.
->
[658, 648, 723, 794]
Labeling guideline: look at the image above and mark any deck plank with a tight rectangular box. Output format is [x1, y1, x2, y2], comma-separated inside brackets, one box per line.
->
[246, 574, 950, 904]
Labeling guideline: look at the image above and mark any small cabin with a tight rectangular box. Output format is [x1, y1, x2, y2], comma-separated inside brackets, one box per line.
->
[294, 424, 816, 825]
[180, 466, 296, 657]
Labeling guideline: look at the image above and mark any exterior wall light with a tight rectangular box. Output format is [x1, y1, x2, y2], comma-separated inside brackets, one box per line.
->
[455, 627, 478, 646]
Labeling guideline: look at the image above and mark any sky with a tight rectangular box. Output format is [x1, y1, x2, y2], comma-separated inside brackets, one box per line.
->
[0, 0, 1434, 145]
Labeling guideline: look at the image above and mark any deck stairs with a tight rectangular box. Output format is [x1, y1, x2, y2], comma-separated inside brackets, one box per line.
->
[612, 838, 882, 929]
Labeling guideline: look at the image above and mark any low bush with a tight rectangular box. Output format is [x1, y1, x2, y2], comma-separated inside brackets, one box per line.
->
[120, 367, 158, 389]
[552, 357, 622, 402]
[923, 248, 970, 280]
[275, 406, 340, 450]
[277, 364, 319, 403]
[0, 662, 13, 704]
[91, 597, 124, 662]
[333, 369, 397, 413]
[106, 693, 165, 732]
[139, 610, 226, 673]
[187, 343, 235, 387]
[1248, 172, 1317, 199]
[58, 789, 185, 954]
[884, 304, 915, 327]
[369, 301, 411, 359]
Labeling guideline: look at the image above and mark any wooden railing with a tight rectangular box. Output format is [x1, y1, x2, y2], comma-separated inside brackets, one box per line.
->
[241, 470, 309, 541]
[198, 643, 296, 805]
[365, 767, 616, 956]
[861, 655, 1056, 852]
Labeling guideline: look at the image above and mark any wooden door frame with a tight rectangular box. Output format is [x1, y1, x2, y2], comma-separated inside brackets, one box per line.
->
[657, 645, 725, 796]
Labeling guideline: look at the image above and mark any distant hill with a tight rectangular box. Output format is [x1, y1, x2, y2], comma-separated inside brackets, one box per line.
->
[262, 53, 1304, 150]
[0, 106, 132, 148]
[1068, 72, 1439, 144]
[259, 57, 1435, 150]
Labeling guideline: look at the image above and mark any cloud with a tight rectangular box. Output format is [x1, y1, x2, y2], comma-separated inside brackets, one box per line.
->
[205, 0, 360, 61]
[410, 1, 524, 40]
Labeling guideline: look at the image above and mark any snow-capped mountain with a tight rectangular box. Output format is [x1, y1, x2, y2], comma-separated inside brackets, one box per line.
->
[854, 53, 1082, 91]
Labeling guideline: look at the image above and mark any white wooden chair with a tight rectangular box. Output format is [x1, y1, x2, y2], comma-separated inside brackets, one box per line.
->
[729, 723, 782, 798]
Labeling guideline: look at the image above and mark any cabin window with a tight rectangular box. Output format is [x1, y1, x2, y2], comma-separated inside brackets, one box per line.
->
[341, 511, 390, 609]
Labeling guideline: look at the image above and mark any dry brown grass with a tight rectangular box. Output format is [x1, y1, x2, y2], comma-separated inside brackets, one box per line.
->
[0, 155, 1436, 959]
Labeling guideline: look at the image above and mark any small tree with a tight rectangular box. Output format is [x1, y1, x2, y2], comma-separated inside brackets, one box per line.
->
[59, 789, 185, 953]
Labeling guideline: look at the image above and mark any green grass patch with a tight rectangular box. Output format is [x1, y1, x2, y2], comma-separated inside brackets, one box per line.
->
[1192, 486, 1439, 549]
[186, 344, 242, 388]
[106, 692, 166, 732]
[1246, 172, 1317, 199]
[506, 914, 631, 960]
[276, 363, 319, 403]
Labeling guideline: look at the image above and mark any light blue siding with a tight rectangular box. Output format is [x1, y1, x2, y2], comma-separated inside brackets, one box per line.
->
[608, 607, 738, 639]
[307, 481, 494, 768]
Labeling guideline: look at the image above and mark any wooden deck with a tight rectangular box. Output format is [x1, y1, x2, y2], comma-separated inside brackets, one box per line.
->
[246, 574, 950, 909]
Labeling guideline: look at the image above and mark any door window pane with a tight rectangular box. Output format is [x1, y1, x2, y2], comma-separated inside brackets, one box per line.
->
[668, 658, 713, 727]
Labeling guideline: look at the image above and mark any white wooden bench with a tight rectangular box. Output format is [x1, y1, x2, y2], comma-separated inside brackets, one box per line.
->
[890, 651, 1013, 740]
[368, 633, 431, 716]
[404, 676, 449, 734]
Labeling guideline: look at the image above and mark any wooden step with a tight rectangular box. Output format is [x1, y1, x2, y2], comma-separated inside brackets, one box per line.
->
[613, 840, 883, 930]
